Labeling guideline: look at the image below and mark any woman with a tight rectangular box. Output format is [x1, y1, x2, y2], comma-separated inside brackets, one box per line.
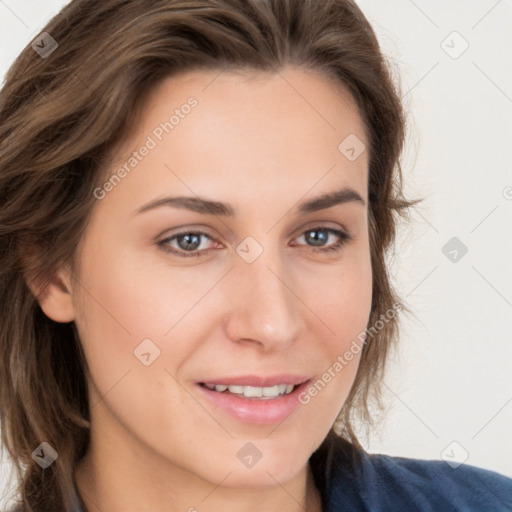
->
[0, 0, 510, 511]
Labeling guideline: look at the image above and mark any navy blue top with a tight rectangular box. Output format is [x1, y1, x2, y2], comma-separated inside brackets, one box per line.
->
[309, 435, 512, 511]
[38, 435, 512, 511]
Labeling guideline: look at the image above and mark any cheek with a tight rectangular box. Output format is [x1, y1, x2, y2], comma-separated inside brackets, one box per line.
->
[296, 269, 370, 428]
[300, 245, 372, 404]
[305, 243, 373, 348]
[70, 236, 233, 415]
[69, 238, 168, 408]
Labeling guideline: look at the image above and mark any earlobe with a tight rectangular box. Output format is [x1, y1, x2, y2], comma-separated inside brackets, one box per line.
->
[26, 267, 76, 323]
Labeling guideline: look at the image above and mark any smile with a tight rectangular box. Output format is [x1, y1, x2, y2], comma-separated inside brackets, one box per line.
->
[196, 375, 312, 424]
[200, 383, 296, 399]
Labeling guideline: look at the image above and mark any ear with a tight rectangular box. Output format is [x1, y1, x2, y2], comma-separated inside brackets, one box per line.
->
[26, 265, 76, 323]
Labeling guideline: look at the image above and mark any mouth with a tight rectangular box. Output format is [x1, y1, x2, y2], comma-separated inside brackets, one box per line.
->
[196, 375, 312, 424]
[198, 382, 299, 400]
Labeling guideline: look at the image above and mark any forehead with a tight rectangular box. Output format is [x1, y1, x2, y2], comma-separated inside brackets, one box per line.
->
[118, 65, 366, 150]
[98, 66, 368, 215]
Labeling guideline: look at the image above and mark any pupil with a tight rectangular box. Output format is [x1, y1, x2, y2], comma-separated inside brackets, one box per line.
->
[178, 233, 201, 250]
[306, 229, 327, 247]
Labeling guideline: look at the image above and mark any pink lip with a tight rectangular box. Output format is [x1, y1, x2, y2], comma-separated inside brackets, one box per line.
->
[196, 376, 311, 425]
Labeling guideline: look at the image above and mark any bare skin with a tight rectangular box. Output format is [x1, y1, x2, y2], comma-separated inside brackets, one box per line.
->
[33, 66, 372, 512]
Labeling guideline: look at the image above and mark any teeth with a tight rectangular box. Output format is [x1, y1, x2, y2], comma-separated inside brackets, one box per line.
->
[262, 385, 280, 397]
[203, 383, 296, 398]
[243, 386, 263, 397]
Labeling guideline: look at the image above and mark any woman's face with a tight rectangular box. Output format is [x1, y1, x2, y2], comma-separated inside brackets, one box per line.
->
[55, 66, 372, 489]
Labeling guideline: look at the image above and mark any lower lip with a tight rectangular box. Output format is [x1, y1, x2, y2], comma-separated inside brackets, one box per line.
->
[196, 381, 310, 424]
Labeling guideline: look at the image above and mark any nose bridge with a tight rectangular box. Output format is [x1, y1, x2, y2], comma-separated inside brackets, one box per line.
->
[226, 241, 301, 348]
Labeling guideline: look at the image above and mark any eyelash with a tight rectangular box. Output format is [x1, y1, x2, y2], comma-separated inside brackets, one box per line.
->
[157, 226, 352, 258]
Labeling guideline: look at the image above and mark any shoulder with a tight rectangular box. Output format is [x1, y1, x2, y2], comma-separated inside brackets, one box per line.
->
[311, 436, 512, 512]
[362, 452, 512, 511]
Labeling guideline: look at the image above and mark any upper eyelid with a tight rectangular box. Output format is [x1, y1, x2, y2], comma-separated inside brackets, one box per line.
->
[160, 219, 349, 239]
[290, 221, 350, 238]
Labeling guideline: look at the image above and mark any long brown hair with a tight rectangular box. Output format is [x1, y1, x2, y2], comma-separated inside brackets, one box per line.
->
[0, 0, 420, 510]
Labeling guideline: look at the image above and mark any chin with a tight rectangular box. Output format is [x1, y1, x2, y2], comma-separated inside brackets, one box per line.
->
[229, 444, 314, 488]
[177, 442, 311, 490]
[220, 462, 307, 489]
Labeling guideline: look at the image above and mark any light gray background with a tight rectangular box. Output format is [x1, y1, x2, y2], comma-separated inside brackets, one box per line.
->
[1, 0, 511, 506]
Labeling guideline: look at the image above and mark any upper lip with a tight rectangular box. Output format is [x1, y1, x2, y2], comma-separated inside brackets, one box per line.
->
[199, 375, 311, 387]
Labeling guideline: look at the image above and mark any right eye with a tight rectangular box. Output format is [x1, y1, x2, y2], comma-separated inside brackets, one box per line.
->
[157, 230, 220, 258]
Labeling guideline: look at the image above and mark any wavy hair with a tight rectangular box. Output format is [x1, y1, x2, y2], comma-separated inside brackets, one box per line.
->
[0, 0, 419, 510]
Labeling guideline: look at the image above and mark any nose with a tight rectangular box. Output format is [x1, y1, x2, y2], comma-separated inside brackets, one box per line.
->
[224, 245, 302, 352]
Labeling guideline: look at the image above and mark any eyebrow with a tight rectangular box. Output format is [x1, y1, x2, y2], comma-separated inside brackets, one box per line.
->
[135, 187, 366, 217]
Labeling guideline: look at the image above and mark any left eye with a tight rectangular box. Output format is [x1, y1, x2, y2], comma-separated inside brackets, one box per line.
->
[158, 226, 351, 258]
